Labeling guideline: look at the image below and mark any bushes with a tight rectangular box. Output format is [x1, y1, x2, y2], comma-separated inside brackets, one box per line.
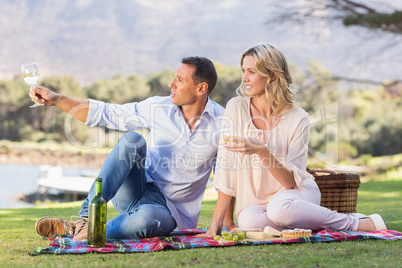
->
[1, 62, 400, 158]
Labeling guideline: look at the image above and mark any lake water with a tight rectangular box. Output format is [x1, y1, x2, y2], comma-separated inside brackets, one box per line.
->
[0, 163, 99, 209]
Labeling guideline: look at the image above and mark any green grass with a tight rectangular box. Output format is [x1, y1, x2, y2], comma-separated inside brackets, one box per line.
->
[0, 180, 401, 268]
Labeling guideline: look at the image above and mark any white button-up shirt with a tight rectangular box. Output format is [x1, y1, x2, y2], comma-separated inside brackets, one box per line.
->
[86, 96, 225, 228]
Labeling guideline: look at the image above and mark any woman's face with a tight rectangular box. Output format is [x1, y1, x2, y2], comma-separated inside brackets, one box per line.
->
[241, 55, 268, 97]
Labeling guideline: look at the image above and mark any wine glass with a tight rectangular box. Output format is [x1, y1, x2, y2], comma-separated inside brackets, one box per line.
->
[21, 62, 43, 108]
[222, 126, 240, 171]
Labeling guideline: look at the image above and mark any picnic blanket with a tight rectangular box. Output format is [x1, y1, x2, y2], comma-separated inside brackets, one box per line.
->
[30, 228, 402, 255]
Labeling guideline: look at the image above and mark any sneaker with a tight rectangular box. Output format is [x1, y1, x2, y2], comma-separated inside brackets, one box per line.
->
[354, 213, 388, 231]
[73, 217, 88, 241]
[35, 216, 76, 238]
[367, 214, 388, 231]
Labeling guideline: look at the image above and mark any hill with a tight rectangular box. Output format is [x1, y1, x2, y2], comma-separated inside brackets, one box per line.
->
[0, 0, 401, 85]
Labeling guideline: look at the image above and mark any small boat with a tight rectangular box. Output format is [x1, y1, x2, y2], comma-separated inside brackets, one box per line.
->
[36, 166, 96, 201]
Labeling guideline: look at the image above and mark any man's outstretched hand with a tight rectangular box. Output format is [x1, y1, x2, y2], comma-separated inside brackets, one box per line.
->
[29, 86, 58, 106]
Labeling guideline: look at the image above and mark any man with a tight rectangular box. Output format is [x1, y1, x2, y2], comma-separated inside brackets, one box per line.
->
[31, 57, 225, 240]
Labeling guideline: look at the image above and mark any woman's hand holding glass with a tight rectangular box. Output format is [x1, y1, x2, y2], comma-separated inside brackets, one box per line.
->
[222, 126, 241, 146]
[224, 136, 267, 156]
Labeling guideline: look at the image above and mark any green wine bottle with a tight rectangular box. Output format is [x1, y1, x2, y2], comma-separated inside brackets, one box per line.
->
[87, 178, 107, 248]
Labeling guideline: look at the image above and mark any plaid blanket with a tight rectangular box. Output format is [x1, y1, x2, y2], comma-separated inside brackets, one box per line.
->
[30, 229, 402, 255]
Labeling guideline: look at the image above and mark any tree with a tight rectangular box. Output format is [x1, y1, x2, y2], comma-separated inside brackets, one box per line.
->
[0, 75, 32, 140]
[292, 61, 339, 114]
[84, 74, 150, 104]
[272, 0, 402, 34]
[270, 0, 402, 84]
[210, 62, 242, 106]
[28, 76, 84, 135]
[291, 61, 340, 157]
[146, 70, 173, 97]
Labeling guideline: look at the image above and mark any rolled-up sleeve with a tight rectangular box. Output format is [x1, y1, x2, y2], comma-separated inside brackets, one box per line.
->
[213, 145, 238, 197]
[85, 98, 149, 131]
[285, 115, 310, 190]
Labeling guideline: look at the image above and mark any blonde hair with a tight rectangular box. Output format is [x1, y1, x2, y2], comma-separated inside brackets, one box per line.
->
[237, 44, 296, 115]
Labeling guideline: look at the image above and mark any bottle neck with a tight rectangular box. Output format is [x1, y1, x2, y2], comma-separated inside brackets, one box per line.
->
[94, 179, 102, 196]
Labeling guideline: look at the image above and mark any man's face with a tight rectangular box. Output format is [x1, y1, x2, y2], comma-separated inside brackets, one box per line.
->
[169, 64, 199, 107]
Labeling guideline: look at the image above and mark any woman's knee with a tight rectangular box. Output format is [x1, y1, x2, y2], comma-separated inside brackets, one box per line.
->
[266, 196, 295, 226]
[238, 205, 267, 229]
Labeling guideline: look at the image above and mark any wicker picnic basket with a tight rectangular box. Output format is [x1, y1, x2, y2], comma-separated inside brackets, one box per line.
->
[307, 168, 360, 213]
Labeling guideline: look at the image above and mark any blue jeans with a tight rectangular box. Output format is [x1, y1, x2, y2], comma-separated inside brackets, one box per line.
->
[79, 132, 177, 239]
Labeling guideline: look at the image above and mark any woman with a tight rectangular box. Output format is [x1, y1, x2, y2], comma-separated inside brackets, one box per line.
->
[203, 44, 387, 237]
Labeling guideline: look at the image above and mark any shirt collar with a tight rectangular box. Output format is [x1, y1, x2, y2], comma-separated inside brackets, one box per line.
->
[171, 97, 215, 118]
[201, 97, 215, 118]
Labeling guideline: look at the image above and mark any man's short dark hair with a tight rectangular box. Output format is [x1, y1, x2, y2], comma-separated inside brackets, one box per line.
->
[181, 56, 217, 95]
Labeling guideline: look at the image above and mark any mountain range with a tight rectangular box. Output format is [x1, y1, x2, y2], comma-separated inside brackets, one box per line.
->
[0, 0, 401, 85]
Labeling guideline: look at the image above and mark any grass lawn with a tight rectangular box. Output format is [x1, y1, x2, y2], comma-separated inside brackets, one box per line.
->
[0, 180, 401, 267]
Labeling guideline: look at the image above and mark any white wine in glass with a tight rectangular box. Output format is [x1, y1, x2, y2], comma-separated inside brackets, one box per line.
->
[223, 126, 240, 146]
[21, 62, 43, 108]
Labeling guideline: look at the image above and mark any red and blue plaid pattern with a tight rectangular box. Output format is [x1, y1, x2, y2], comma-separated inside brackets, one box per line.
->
[30, 229, 402, 255]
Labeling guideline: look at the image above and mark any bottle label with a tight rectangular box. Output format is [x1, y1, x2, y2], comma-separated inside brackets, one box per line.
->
[88, 203, 107, 247]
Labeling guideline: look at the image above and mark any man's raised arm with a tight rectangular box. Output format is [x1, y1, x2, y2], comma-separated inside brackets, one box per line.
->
[29, 86, 89, 123]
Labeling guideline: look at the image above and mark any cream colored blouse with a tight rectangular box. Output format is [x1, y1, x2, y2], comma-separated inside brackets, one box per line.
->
[213, 96, 314, 218]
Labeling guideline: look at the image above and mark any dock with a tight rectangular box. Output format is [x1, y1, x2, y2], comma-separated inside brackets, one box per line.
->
[36, 166, 95, 201]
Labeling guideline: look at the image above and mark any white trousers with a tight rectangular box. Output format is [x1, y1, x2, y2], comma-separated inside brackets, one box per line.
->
[237, 180, 360, 231]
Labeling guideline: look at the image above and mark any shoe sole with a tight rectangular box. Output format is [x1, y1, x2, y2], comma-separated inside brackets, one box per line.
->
[35, 216, 57, 238]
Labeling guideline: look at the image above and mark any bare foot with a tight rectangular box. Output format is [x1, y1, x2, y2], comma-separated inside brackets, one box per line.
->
[357, 218, 376, 231]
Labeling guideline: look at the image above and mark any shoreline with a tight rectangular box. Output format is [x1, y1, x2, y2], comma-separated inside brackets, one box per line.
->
[0, 148, 108, 168]
[0, 148, 108, 208]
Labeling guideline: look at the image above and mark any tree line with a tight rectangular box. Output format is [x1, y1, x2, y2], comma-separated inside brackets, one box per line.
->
[0, 61, 400, 160]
